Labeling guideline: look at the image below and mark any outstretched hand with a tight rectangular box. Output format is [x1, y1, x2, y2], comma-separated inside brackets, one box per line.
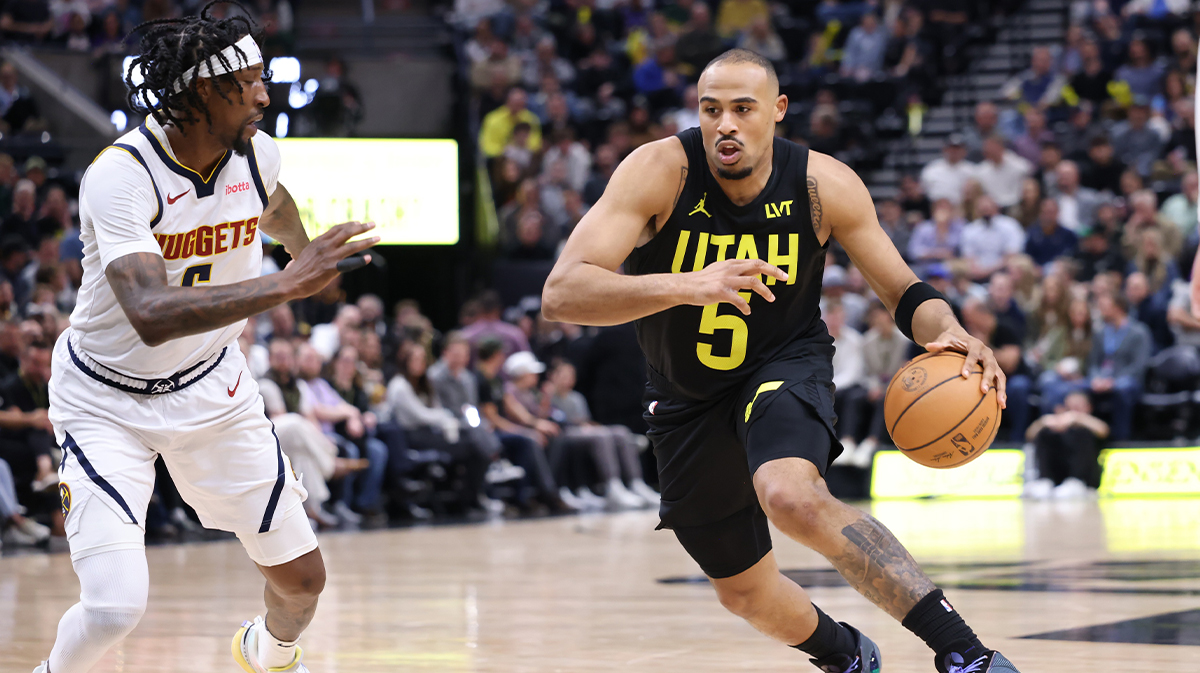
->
[926, 331, 1008, 408]
[284, 221, 379, 298]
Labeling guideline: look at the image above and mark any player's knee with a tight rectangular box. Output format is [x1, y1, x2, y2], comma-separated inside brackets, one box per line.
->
[81, 597, 147, 642]
[760, 479, 831, 536]
[268, 558, 326, 601]
[712, 579, 770, 620]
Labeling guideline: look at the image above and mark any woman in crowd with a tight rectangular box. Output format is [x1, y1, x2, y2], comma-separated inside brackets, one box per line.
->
[378, 342, 499, 515]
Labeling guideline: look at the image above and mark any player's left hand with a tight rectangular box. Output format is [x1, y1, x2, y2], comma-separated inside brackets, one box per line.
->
[926, 331, 1007, 409]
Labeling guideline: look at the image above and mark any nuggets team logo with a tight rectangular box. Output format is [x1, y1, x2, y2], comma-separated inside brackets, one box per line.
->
[900, 367, 928, 393]
[60, 483, 71, 515]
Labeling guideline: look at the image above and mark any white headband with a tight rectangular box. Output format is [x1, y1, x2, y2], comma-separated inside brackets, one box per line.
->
[171, 34, 263, 94]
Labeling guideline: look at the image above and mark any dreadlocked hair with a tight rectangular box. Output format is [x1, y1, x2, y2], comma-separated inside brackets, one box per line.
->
[125, 1, 269, 133]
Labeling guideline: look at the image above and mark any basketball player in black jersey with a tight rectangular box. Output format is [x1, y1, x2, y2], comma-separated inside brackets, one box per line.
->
[544, 50, 1022, 673]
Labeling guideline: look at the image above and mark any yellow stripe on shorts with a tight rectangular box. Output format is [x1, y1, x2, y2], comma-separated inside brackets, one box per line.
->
[745, 381, 784, 423]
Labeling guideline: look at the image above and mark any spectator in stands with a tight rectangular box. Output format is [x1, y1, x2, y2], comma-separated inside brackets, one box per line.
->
[1058, 104, 1096, 162]
[632, 42, 684, 105]
[821, 265, 868, 330]
[962, 101, 1000, 162]
[1, 180, 38, 248]
[461, 291, 531, 354]
[716, 0, 768, 38]
[675, 3, 724, 77]
[62, 11, 88, 51]
[840, 13, 887, 81]
[737, 16, 786, 63]
[523, 36, 575, 89]
[1009, 177, 1043, 228]
[1053, 161, 1101, 234]
[1166, 277, 1200, 346]
[1001, 45, 1065, 109]
[1114, 37, 1165, 100]
[507, 209, 556, 261]
[1125, 271, 1172, 352]
[1044, 290, 1150, 441]
[920, 134, 975, 205]
[987, 270, 1028, 342]
[826, 300, 869, 466]
[473, 338, 566, 511]
[1128, 227, 1178, 307]
[0, 338, 53, 509]
[1112, 100, 1164, 176]
[1076, 221, 1126, 282]
[961, 195, 1025, 280]
[0, 236, 32, 312]
[856, 302, 909, 466]
[1079, 135, 1125, 195]
[380, 341, 499, 515]
[1033, 142, 1062, 196]
[480, 88, 543, 158]
[36, 184, 70, 241]
[470, 40, 522, 93]
[542, 127, 591, 194]
[1122, 189, 1181, 260]
[581, 144, 618, 206]
[876, 199, 911, 260]
[975, 135, 1032, 209]
[259, 339, 357, 529]
[961, 296, 1031, 440]
[1070, 38, 1112, 107]
[1012, 108, 1054, 165]
[0, 4, 53, 44]
[907, 198, 963, 267]
[1024, 390, 1107, 499]
[0, 455, 49, 545]
[1163, 98, 1195, 165]
[898, 173, 931, 219]
[543, 359, 656, 508]
[0, 154, 13, 216]
[1159, 170, 1197, 236]
[1025, 198, 1078, 268]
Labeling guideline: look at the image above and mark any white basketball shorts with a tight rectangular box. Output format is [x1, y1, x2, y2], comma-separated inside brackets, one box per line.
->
[49, 329, 315, 566]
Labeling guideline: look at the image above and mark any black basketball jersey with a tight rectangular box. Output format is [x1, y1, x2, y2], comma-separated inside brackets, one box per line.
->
[625, 127, 830, 401]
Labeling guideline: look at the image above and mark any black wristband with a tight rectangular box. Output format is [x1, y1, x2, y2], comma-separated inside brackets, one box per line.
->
[895, 282, 948, 343]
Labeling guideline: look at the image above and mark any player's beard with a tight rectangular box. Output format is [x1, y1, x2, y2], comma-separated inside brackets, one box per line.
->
[230, 127, 252, 157]
[716, 165, 753, 180]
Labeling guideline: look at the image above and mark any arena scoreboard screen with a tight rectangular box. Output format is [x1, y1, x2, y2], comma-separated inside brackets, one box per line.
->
[275, 138, 459, 245]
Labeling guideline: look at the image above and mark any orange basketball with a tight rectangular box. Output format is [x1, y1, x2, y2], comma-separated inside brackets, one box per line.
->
[883, 351, 1002, 469]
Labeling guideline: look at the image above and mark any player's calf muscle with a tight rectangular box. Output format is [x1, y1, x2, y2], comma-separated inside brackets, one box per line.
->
[827, 516, 936, 620]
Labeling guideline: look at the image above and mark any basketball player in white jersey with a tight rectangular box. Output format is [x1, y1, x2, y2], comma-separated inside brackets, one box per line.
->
[33, 5, 376, 673]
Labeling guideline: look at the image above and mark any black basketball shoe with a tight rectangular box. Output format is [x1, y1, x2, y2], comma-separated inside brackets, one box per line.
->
[935, 641, 1021, 673]
[809, 622, 882, 673]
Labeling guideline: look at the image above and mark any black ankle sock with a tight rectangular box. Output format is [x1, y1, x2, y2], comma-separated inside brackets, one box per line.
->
[793, 604, 858, 660]
[901, 589, 985, 658]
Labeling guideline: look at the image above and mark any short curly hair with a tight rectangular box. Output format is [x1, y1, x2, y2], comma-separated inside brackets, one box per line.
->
[125, 1, 269, 133]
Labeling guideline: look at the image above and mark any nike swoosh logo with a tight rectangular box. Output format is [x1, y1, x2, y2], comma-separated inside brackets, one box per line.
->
[227, 372, 242, 397]
[167, 190, 190, 205]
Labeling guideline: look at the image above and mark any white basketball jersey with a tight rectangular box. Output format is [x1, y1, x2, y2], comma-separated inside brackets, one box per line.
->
[71, 116, 280, 377]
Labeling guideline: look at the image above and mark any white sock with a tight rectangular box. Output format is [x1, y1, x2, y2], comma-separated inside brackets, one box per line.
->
[257, 621, 299, 669]
[48, 550, 149, 673]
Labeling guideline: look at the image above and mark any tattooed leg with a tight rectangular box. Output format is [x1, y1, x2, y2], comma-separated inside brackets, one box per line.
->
[753, 458, 936, 621]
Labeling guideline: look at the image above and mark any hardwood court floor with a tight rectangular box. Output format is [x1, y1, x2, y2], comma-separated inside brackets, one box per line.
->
[3, 498, 1200, 672]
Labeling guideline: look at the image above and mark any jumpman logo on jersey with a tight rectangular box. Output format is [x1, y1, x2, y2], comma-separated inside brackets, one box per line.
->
[688, 193, 711, 218]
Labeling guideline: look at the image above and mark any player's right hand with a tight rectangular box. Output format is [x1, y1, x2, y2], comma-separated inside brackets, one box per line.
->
[284, 221, 380, 298]
[681, 259, 788, 315]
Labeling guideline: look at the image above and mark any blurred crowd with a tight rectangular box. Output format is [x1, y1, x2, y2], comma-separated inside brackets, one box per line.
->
[464, 0, 1022, 258]
[0, 0, 294, 55]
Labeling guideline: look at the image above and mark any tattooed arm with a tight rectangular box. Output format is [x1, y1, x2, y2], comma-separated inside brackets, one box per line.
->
[543, 137, 786, 325]
[257, 183, 310, 257]
[107, 222, 378, 347]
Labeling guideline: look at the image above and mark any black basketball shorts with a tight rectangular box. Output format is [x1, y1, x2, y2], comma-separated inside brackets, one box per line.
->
[644, 355, 843, 579]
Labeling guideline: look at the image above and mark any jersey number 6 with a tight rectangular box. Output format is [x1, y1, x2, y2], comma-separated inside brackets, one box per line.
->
[696, 303, 747, 371]
[182, 263, 213, 287]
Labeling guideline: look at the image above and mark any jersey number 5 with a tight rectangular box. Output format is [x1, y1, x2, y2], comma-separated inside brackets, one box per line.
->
[182, 264, 212, 287]
[696, 303, 747, 371]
